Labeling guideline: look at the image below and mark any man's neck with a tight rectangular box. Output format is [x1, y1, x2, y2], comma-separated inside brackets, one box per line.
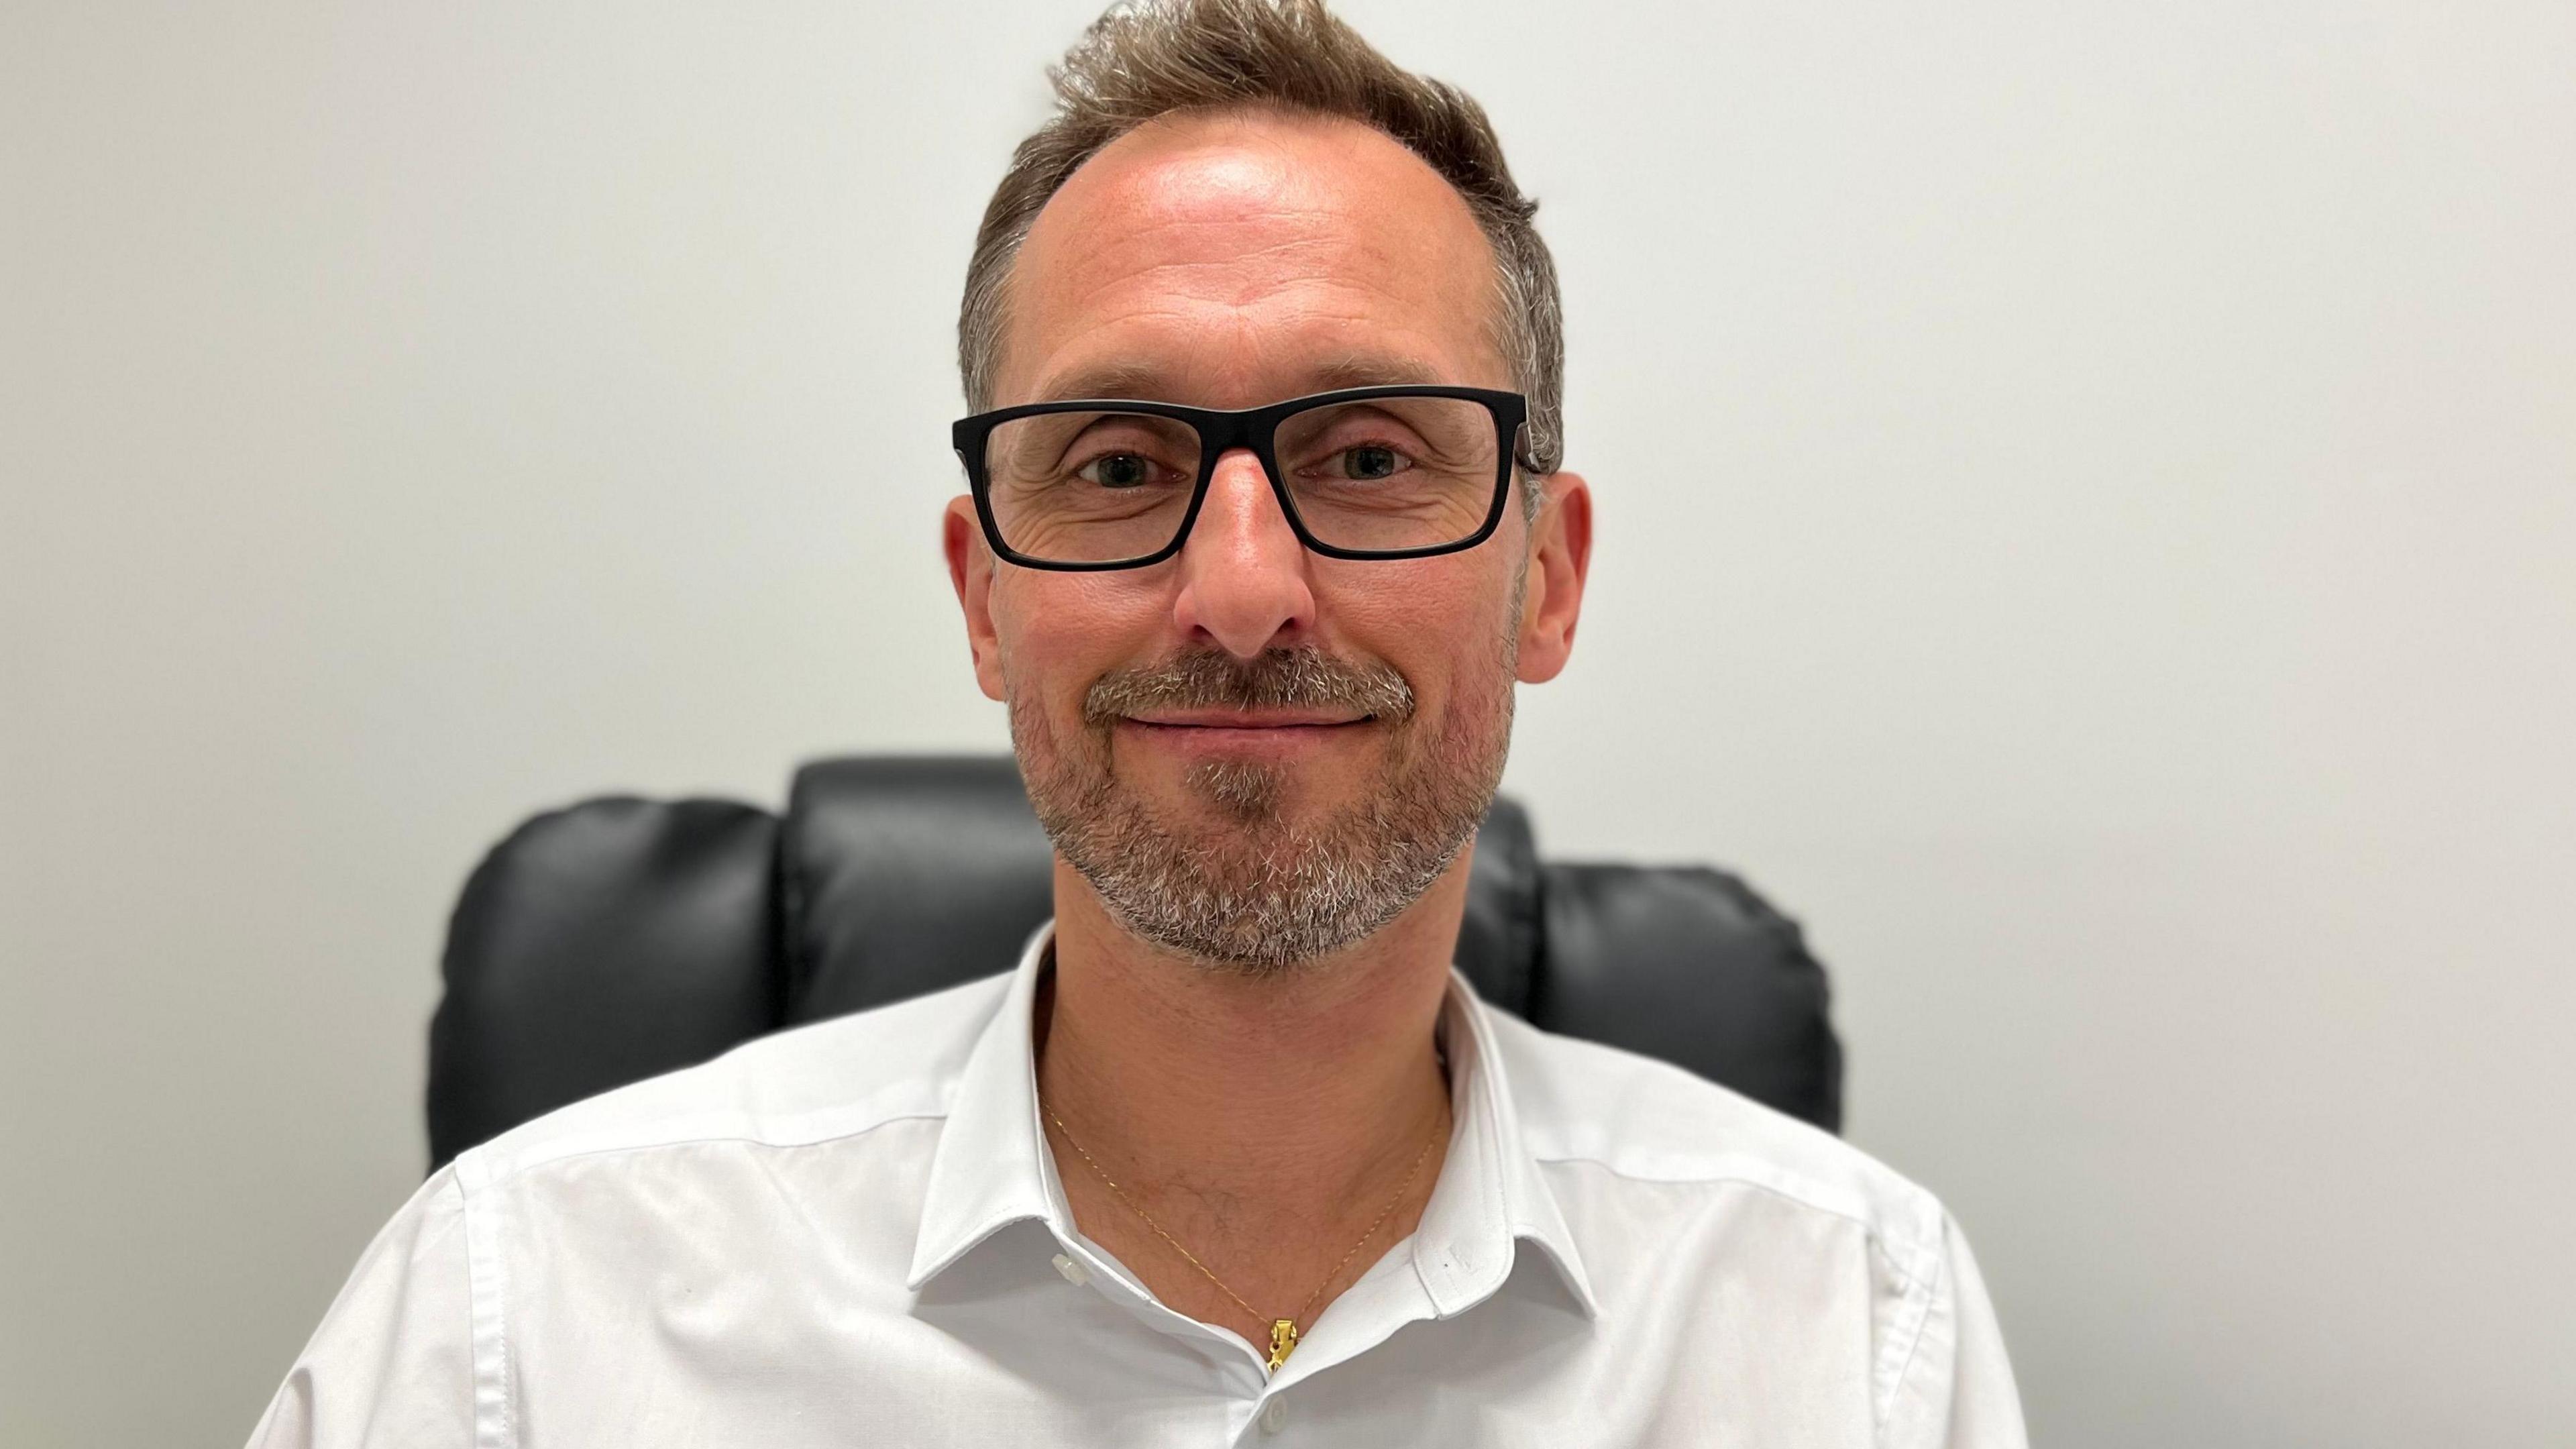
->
[1033, 853, 1467, 1327]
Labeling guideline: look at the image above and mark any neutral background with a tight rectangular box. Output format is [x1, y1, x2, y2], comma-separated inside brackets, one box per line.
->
[5, 2, 2571, 1444]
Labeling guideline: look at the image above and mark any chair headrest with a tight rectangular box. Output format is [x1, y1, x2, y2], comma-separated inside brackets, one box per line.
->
[430, 753, 1840, 1169]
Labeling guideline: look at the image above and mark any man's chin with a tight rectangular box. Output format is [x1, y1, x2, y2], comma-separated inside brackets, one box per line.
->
[1178, 759, 1285, 824]
[1125, 757, 1384, 834]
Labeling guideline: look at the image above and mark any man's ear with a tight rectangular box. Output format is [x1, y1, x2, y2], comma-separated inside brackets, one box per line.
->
[1515, 471, 1593, 684]
[943, 496, 1008, 702]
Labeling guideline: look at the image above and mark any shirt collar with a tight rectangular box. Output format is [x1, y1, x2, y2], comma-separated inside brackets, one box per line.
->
[1413, 955, 1601, 1320]
[904, 923, 1059, 1289]
[905, 923, 1599, 1322]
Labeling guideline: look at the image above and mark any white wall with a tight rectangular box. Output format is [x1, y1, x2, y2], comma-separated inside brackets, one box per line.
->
[4, 3, 2569, 1444]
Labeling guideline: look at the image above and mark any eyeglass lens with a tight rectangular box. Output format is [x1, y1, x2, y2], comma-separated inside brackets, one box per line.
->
[981, 395, 1501, 564]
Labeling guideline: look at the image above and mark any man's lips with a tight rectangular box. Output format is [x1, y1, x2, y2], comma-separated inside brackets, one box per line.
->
[1114, 710, 1376, 761]
[1122, 708, 1371, 728]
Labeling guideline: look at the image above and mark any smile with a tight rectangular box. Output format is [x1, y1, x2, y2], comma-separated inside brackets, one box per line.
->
[1116, 711, 1375, 761]
[1125, 708, 1371, 728]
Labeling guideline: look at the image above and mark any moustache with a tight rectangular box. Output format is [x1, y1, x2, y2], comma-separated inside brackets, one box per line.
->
[1082, 647, 1416, 727]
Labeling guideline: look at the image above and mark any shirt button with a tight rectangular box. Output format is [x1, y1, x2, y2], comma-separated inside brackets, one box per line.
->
[1259, 1398, 1289, 1434]
[1051, 1252, 1091, 1287]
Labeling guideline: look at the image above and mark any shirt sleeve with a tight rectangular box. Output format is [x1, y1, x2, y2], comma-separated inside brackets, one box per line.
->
[1885, 1210, 2029, 1449]
[244, 1166, 480, 1449]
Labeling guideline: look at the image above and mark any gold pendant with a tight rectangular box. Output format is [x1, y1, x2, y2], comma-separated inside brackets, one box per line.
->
[1267, 1318, 1299, 1371]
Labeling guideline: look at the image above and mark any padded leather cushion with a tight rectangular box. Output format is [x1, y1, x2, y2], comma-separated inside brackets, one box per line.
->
[1534, 863, 1841, 1131]
[784, 757, 1059, 1022]
[429, 797, 781, 1168]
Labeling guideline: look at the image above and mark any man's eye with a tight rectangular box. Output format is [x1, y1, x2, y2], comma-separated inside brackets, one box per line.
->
[1338, 445, 1409, 480]
[1076, 453, 1158, 488]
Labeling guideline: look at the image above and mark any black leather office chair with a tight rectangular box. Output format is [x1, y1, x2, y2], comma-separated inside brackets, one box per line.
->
[427, 755, 1843, 1169]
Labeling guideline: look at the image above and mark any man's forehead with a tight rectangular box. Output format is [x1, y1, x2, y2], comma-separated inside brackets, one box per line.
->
[1028, 354, 1448, 406]
[998, 109, 1502, 407]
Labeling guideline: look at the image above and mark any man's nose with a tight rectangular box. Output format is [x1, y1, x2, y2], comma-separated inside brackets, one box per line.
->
[1170, 447, 1316, 659]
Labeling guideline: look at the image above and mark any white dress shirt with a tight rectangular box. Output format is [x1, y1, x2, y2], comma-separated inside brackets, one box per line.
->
[249, 926, 2025, 1448]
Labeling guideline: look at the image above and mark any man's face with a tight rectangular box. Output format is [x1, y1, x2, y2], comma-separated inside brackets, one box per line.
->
[945, 109, 1589, 971]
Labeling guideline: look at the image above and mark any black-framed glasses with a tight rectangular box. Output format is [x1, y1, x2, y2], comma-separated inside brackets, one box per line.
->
[951, 385, 1528, 571]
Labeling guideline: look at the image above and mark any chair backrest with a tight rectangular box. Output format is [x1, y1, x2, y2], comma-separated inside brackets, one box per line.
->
[428, 755, 1842, 1168]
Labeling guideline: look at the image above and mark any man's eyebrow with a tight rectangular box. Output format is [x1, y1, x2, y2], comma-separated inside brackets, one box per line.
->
[1032, 362, 1173, 404]
[1304, 356, 1450, 390]
[1026, 356, 1454, 405]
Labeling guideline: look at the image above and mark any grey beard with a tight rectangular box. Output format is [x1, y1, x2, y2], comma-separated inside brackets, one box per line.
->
[1010, 643, 1514, 975]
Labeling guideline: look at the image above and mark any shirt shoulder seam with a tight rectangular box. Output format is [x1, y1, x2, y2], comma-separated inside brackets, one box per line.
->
[1529, 1150, 1940, 1260]
[454, 1099, 954, 1195]
[455, 1162, 511, 1449]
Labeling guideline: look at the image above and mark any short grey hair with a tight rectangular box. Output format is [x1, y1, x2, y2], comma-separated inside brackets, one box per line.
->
[957, 0, 1565, 479]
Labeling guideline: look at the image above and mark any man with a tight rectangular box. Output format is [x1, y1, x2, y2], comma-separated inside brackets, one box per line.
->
[252, 1, 2024, 1444]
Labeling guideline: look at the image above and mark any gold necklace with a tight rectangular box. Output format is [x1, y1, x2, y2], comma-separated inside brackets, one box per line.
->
[1043, 1104, 1442, 1373]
